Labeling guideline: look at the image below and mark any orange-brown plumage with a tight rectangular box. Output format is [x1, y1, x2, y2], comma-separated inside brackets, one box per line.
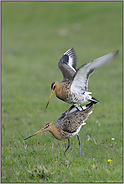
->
[46, 48, 118, 109]
[46, 81, 71, 108]
[24, 103, 94, 156]
[53, 82, 67, 101]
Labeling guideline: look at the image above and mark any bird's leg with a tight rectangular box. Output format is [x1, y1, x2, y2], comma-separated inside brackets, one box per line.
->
[75, 104, 82, 111]
[80, 104, 83, 109]
[79, 103, 94, 110]
[80, 104, 87, 110]
[64, 138, 70, 155]
[75, 104, 87, 111]
[77, 134, 81, 157]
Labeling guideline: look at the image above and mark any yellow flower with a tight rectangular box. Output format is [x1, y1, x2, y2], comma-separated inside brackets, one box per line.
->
[107, 159, 112, 163]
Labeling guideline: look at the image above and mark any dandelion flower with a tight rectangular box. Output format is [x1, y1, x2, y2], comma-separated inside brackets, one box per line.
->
[107, 159, 112, 163]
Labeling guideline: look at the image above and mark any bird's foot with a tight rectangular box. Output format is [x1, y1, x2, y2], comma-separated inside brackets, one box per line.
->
[75, 104, 83, 111]
[75, 104, 88, 111]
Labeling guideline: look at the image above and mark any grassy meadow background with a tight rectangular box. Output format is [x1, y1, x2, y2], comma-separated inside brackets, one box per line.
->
[2, 2, 122, 183]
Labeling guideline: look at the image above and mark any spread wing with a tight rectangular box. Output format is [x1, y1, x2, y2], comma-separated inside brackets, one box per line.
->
[70, 50, 119, 92]
[58, 48, 77, 81]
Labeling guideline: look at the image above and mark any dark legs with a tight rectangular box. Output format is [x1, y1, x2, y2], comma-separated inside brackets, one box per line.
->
[64, 138, 70, 155]
[77, 134, 81, 157]
[64, 136, 81, 156]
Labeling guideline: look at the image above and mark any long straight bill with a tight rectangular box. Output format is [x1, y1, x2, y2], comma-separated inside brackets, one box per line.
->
[24, 128, 44, 140]
[46, 90, 55, 108]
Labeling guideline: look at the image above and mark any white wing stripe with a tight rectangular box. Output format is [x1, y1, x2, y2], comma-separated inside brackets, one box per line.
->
[68, 57, 76, 72]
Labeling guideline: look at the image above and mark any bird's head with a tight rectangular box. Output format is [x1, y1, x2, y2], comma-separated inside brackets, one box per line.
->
[46, 81, 59, 108]
[24, 122, 53, 140]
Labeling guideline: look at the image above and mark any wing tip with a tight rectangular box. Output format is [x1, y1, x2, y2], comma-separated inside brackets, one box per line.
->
[115, 50, 119, 55]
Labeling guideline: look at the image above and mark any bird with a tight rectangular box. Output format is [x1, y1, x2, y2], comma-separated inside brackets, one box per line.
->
[46, 48, 119, 110]
[24, 102, 94, 156]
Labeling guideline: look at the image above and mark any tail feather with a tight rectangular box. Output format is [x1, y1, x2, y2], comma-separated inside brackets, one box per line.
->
[91, 97, 101, 104]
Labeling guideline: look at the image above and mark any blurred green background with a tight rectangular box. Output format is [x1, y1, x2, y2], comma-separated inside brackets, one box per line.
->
[2, 1, 122, 183]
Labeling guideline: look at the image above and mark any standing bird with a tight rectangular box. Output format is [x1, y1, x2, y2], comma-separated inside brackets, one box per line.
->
[24, 103, 94, 156]
[46, 48, 119, 110]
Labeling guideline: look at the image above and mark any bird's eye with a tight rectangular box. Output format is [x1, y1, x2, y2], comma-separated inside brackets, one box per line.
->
[45, 124, 49, 129]
[51, 82, 56, 90]
[53, 85, 56, 90]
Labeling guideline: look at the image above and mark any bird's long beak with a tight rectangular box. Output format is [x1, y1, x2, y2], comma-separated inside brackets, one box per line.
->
[24, 128, 45, 140]
[46, 90, 55, 108]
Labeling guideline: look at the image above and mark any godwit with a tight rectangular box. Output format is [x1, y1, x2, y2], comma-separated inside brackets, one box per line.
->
[46, 48, 119, 110]
[24, 103, 94, 156]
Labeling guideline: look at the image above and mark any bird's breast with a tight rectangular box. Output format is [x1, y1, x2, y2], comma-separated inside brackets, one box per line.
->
[55, 85, 70, 101]
[55, 83, 86, 104]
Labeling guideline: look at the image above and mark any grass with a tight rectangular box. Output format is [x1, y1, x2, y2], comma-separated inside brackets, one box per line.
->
[2, 1, 122, 183]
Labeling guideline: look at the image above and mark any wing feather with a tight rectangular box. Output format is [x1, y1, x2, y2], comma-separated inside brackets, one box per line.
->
[58, 48, 76, 80]
[70, 50, 119, 92]
[63, 48, 76, 69]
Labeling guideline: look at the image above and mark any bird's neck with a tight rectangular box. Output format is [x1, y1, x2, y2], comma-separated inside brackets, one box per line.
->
[55, 84, 68, 101]
[48, 124, 62, 140]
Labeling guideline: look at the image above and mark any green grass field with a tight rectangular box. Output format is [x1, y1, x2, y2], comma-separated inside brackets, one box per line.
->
[2, 2, 122, 183]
